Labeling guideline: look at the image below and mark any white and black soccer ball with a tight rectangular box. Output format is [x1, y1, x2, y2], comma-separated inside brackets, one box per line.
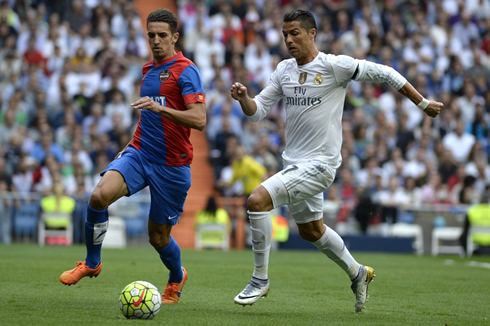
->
[119, 281, 162, 319]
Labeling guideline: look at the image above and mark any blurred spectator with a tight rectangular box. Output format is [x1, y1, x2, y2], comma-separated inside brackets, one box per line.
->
[82, 102, 112, 137]
[442, 119, 476, 163]
[0, 108, 18, 145]
[194, 195, 231, 234]
[0, 178, 12, 244]
[12, 155, 36, 195]
[206, 98, 243, 144]
[375, 176, 410, 224]
[420, 172, 448, 204]
[459, 187, 490, 255]
[218, 145, 266, 198]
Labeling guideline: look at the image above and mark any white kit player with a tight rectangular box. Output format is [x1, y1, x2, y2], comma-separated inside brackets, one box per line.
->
[230, 10, 442, 312]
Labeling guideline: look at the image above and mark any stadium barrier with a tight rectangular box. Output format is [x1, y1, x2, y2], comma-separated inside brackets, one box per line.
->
[0, 192, 471, 255]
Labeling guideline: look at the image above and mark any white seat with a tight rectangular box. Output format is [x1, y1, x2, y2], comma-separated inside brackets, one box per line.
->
[103, 217, 127, 249]
[38, 212, 73, 246]
[195, 224, 229, 251]
[431, 227, 464, 257]
[467, 226, 490, 257]
[390, 223, 424, 255]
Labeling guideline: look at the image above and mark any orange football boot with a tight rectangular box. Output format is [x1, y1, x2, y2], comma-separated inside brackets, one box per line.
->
[60, 261, 102, 285]
[162, 267, 188, 304]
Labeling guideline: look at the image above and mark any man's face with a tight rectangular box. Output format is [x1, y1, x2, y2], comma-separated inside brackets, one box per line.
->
[282, 20, 314, 61]
[147, 22, 179, 61]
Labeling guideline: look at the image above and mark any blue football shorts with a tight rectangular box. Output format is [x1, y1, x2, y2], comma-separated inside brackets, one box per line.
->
[101, 147, 191, 225]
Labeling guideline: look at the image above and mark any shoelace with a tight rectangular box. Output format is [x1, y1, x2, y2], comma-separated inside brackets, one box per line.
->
[70, 261, 85, 274]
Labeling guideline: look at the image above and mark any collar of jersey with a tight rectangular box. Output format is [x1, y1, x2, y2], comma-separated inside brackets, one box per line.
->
[152, 52, 182, 67]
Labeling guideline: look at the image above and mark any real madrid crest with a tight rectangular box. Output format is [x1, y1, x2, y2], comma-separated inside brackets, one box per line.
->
[160, 70, 171, 83]
[298, 72, 307, 84]
[314, 73, 323, 85]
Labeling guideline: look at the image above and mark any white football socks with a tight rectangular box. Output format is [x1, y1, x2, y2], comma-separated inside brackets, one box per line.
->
[311, 224, 361, 280]
[248, 211, 272, 280]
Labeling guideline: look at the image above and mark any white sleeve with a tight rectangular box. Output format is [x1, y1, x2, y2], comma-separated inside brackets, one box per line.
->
[354, 59, 407, 90]
[249, 64, 285, 122]
[330, 55, 359, 87]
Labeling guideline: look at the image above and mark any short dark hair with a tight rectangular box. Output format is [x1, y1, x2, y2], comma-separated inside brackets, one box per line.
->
[147, 8, 178, 34]
[283, 10, 317, 31]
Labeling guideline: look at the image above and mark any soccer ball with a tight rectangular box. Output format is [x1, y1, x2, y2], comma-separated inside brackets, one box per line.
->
[119, 281, 162, 319]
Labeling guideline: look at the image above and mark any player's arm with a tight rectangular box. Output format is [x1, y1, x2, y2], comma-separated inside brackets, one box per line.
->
[333, 55, 443, 118]
[131, 98, 206, 131]
[352, 59, 443, 117]
[231, 63, 284, 122]
[230, 83, 257, 116]
[396, 82, 441, 118]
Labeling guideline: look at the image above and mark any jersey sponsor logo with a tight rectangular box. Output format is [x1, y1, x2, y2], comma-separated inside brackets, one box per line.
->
[160, 70, 171, 83]
[285, 96, 322, 106]
[314, 74, 323, 85]
[168, 215, 178, 220]
[149, 96, 166, 106]
[298, 72, 307, 84]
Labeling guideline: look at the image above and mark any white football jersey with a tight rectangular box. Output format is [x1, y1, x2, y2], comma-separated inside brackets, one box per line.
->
[251, 52, 359, 167]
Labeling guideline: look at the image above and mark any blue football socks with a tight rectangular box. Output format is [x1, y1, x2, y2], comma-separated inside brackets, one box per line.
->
[157, 236, 183, 284]
[84, 205, 109, 269]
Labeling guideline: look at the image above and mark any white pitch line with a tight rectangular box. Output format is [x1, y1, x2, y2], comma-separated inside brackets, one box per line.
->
[466, 261, 490, 269]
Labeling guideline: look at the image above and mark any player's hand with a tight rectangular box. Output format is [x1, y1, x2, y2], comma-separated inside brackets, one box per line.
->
[230, 82, 248, 101]
[131, 97, 161, 113]
[424, 100, 443, 118]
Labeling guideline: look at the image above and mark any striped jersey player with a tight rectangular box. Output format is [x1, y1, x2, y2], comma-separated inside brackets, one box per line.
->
[60, 9, 206, 305]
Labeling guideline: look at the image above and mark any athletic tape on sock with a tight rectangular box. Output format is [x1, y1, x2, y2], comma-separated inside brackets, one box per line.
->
[93, 221, 108, 245]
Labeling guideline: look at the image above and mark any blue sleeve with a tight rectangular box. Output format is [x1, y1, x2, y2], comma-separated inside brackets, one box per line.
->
[178, 65, 205, 96]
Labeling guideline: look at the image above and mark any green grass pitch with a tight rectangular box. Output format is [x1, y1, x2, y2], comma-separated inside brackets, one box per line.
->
[1, 244, 489, 325]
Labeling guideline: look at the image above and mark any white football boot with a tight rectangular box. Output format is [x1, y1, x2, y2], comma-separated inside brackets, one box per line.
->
[351, 265, 375, 312]
[234, 277, 270, 306]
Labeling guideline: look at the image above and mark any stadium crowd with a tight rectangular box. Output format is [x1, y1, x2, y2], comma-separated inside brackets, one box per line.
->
[0, 0, 489, 244]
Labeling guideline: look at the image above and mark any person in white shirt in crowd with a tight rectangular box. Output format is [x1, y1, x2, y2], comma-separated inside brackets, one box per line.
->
[452, 11, 480, 48]
[375, 176, 410, 224]
[457, 82, 485, 127]
[244, 34, 273, 89]
[442, 119, 476, 164]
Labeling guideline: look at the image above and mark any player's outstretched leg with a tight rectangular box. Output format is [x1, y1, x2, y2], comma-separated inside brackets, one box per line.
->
[310, 225, 375, 312]
[60, 205, 108, 285]
[351, 265, 375, 312]
[234, 211, 272, 306]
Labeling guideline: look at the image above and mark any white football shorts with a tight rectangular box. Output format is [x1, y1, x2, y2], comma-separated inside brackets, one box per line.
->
[261, 160, 336, 224]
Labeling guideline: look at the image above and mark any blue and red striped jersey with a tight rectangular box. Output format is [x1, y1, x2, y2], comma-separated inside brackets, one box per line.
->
[130, 52, 206, 166]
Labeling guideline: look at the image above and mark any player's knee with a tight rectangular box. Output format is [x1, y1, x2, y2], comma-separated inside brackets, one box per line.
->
[247, 190, 272, 212]
[298, 228, 322, 242]
[89, 189, 110, 210]
[148, 232, 170, 250]
[298, 223, 324, 242]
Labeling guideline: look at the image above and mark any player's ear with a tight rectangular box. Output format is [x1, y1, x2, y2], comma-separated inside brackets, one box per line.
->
[172, 32, 180, 44]
[309, 28, 317, 40]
